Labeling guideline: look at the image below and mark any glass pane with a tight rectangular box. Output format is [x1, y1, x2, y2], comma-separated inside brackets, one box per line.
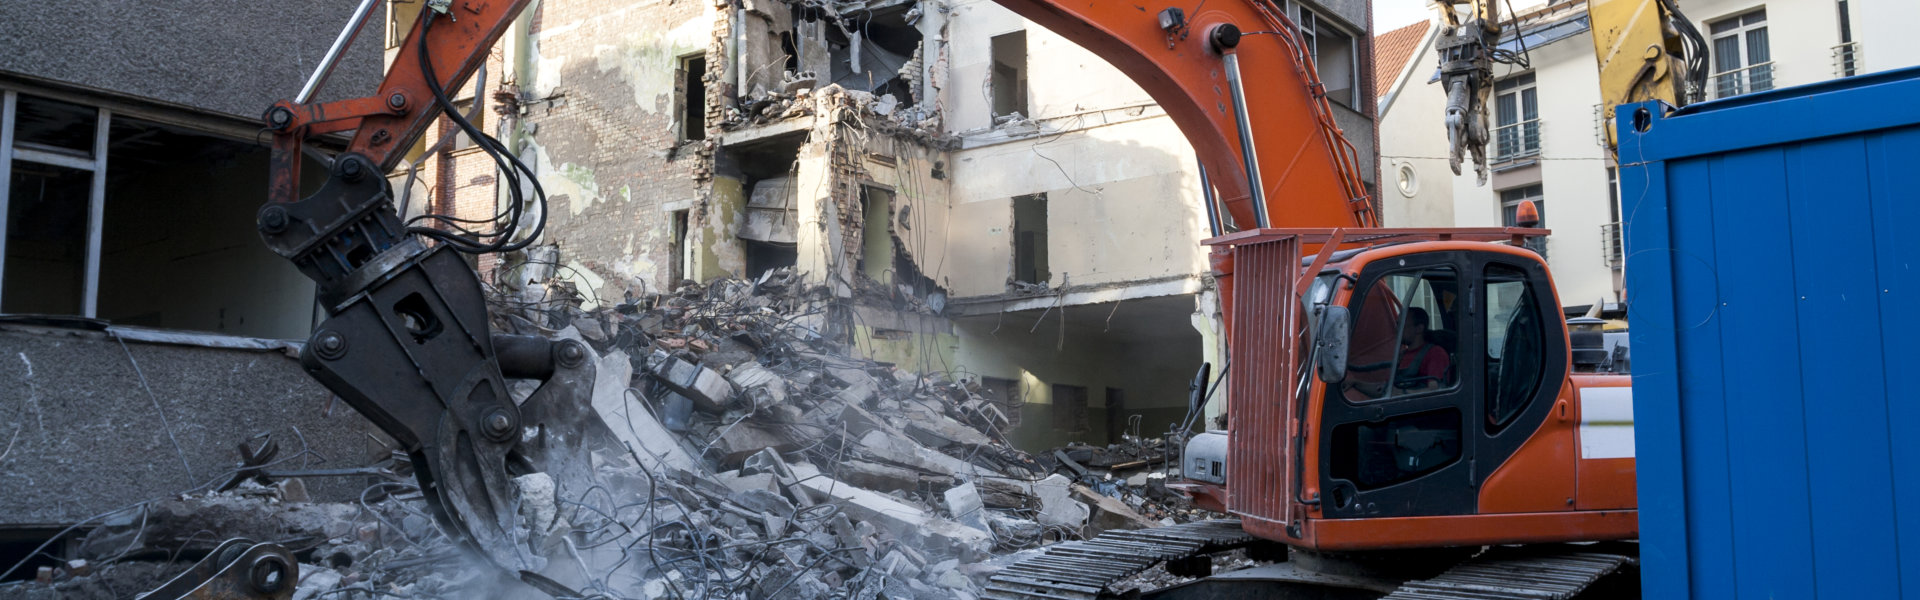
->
[1339, 267, 1459, 401]
[1522, 121, 1541, 153]
[1713, 35, 1742, 72]
[1521, 88, 1538, 120]
[1329, 408, 1462, 490]
[1485, 263, 1545, 429]
[5, 160, 91, 315]
[13, 95, 99, 155]
[1497, 92, 1518, 126]
[1746, 28, 1771, 65]
[1710, 18, 1738, 34]
[1744, 9, 1766, 25]
[1752, 63, 1774, 92]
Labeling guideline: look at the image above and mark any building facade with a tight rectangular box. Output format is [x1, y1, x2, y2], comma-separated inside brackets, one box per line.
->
[408, 0, 1380, 449]
[1378, 0, 1920, 311]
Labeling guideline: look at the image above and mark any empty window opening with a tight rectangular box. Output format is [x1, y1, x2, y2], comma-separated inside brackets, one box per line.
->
[679, 54, 708, 141]
[990, 31, 1028, 119]
[5, 160, 90, 315]
[670, 209, 690, 285]
[859, 186, 893, 280]
[744, 240, 797, 279]
[1105, 388, 1127, 443]
[1012, 193, 1049, 286]
[1051, 383, 1089, 434]
[1298, 9, 1358, 108]
[448, 98, 478, 152]
[823, 6, 922, 107]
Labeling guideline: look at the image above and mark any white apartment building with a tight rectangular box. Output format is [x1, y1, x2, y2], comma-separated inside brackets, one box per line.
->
[1378, 0, 1920, 311]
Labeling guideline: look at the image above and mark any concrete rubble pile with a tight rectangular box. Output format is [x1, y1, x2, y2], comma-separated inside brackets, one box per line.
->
[2, 266, 1216, 599]
[471, 264, 1213, 597]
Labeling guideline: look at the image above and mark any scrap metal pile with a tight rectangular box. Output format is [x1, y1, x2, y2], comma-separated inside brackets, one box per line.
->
[4, 265, 1215, 600]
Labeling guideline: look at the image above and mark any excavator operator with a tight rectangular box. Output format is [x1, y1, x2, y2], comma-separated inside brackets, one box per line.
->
[1396, 307, 1453, 391]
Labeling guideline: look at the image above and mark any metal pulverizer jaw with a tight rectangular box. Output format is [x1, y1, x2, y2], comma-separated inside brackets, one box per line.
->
[256, 153, 632, 574]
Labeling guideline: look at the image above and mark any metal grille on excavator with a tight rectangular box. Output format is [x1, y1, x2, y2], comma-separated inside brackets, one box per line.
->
[981, 520, 1255, 600]
[1380, 551, 1634, 600]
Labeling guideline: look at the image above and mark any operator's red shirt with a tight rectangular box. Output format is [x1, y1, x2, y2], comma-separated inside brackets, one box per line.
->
[1400, 343, 1451, 382]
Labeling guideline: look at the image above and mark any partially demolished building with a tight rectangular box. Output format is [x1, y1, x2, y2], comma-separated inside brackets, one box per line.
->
[411, 0, 1380, 451]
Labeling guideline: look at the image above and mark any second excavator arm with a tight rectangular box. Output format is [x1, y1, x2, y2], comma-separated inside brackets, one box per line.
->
[1439, 0, 1709, 177]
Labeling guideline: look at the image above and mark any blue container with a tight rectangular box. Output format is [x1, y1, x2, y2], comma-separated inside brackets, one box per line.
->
[1621, 67, 1920, 599]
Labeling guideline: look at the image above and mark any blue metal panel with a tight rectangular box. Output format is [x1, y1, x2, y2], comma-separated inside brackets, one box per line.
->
[1621, 157, 1691, 597]
[1621, 65, 1920, 600]
[1868, 127, 1920, 597]
[1784, 137, 1900, 598]
[1665, 159, 1736, 600]
[1703, 147, 1818, 599]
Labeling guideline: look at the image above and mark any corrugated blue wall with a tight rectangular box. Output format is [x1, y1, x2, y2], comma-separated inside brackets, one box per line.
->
[1622, 67, 1920, 599]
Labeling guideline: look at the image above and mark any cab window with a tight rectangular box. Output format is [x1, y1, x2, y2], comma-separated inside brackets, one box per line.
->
[1340, 266, 1460, 401]
[1485, 263, 1546, 429]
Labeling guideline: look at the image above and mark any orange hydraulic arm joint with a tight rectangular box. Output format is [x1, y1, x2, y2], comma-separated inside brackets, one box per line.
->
[263, 0, 529, 207]
[992, 0, 1378, 232]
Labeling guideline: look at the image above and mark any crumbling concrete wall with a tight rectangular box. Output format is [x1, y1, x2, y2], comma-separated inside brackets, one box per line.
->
[946, 117, 1208, 298]
[512, 0, 719, 304]
[0, 325, 388, 526]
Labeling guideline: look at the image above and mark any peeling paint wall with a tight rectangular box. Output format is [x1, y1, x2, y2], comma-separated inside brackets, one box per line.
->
[946, 117, 1208, 298]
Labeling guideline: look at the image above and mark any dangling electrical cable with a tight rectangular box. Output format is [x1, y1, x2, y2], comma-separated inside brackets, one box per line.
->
[408, 11, 550, 254]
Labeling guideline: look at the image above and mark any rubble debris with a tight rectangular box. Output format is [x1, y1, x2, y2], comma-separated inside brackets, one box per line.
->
[6, 263, 1224, 599]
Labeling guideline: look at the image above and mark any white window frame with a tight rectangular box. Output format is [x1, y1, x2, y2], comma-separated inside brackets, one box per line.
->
[1493, 73, 1540, 162]
[1296, 7, 1360, 109]
[1708, 8, 1773, 99]
[0, 90, 110, 318]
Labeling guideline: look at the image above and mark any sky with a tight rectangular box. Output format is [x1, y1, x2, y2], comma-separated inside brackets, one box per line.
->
[1375, 0, 1437, 32]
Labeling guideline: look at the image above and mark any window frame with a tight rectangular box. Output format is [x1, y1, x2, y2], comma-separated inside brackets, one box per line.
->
[1707, 8, 1773, 99]
[1483, 262, 1549, 431]
[1336, 264, 1463, 404]
[0, 90, 110, 318]
[1493, 73, 1540, 161]
[1296, 7, 1361, 109]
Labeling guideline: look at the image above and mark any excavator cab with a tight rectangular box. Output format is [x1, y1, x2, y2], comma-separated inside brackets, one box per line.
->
[1182, 228, 1636, 553]
[1315, 244, 1562, 521]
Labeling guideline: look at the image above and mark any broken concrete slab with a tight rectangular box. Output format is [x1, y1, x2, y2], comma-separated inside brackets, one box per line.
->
[726, 362, 788, 407]
[944, 482, 988, 534]
[585, 346, 699, 474]
[791, 464, 991, 559]
[857, 430, 996, 479]
[649, 349, 735, 412]
[1072, 484, 1160, 535]
[1028, 474, 1090, 529]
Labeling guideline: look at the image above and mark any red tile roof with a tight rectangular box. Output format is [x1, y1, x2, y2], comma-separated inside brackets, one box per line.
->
[1374, 19, 1432, 98]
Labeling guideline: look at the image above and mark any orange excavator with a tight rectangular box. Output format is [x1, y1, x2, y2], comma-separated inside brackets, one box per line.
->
[241, 0, 1638, 598]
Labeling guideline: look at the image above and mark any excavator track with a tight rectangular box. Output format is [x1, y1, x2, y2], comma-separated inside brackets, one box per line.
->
[982, 519, 1256, 600]
[1381, 548, 1635, 600]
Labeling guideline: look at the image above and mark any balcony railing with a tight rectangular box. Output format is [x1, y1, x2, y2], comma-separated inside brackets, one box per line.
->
[1834, 42, 1864, 77]
[1494, 119, 1541, 162]
[1709, 62, 1775, 100]
[1601, 222, 1623, 270]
